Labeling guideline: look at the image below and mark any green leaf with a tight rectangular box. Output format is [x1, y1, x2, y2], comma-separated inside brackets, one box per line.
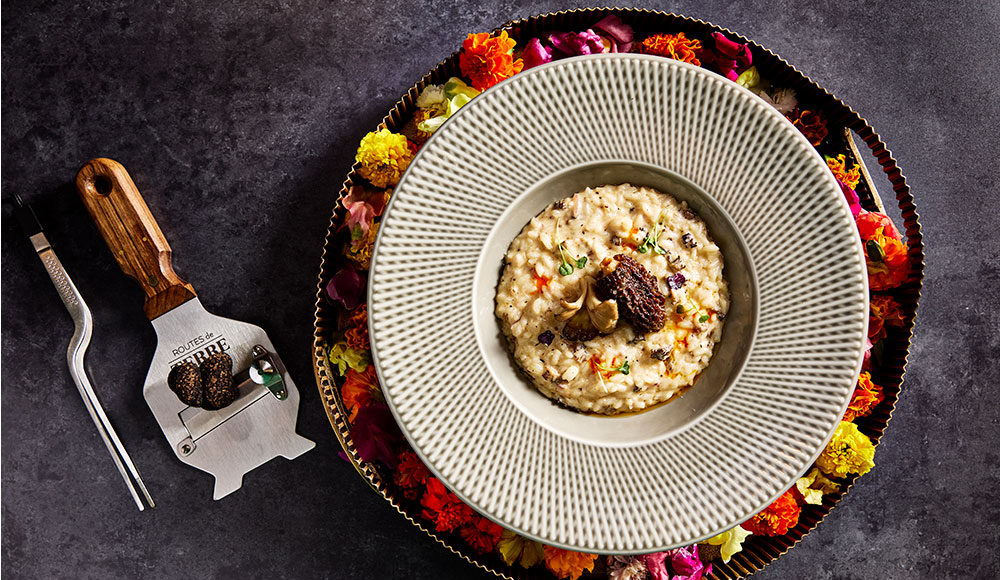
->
[699, 314, 710, 323]
[620, 360, 630, 375]
[575, 256, 588, 268]
[558, 263, 573, 276]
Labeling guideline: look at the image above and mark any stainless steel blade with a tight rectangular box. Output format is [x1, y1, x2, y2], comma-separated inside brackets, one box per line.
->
[145, 298, 314, 499]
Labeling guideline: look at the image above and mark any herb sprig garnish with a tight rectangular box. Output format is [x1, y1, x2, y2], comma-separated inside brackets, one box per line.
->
[637, 224, 667, 255]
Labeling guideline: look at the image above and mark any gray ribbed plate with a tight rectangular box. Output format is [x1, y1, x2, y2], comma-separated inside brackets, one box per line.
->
[368, 54, 868, 553]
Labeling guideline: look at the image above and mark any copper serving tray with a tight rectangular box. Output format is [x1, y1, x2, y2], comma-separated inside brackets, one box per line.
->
[312, 8, 924, 579]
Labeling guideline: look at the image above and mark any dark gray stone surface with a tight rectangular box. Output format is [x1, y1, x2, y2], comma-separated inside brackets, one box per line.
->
[3, 1, 998, 578]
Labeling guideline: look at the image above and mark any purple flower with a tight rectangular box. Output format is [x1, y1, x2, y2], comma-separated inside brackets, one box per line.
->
[666, 272, 686, 290]
[593, 14, 634, 53]
[325, 266, 366, 311]
[538, 330, 555, 345]
[351, 402, 402, 468]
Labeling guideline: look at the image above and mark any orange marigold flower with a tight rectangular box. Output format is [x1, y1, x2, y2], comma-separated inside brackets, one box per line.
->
[460, 514, 505, 554]
[393, 448, 431, 500]
[857, 213, 909, 291]
[344, 304, 369, 350]
[827, 154, 861, 189]
[639, 32, 702, 65]
[421, 477, 474, 533]
[543, 546, 598, 580]
[786, 108, 829, 146]
[869, 294, 906, 342]
[460, 31, 524, 91]
[844, 371, 885, 421]
[741, 488, 801, 536]
[341, 364, 379, 423]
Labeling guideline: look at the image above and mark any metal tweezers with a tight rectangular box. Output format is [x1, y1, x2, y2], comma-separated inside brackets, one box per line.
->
[16, 195, 154, 510]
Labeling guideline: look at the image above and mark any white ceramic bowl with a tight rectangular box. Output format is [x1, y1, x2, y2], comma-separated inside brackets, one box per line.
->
[369, 54, 867, 553]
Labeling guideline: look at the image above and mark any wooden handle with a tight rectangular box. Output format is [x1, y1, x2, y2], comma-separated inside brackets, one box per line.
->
[76, 158, 196, 319]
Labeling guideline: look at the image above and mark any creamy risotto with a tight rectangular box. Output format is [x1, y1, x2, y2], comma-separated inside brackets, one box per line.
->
[495, 184, 729, 415]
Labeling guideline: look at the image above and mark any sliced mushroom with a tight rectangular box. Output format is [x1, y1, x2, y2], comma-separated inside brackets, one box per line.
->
[584, 278, 618, 333]
[559, 277, 590, 320]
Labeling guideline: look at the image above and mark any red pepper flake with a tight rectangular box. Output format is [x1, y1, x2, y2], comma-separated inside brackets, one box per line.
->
[532, 272, 552, 293]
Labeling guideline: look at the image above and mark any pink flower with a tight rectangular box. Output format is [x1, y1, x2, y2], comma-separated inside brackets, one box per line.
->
[642, 552, 669, 580]
[703, 32, 752, 81]
[547, 29, 605, 57]
[668, 545, 712, 580]
[837, 178, 865, 219]
[325, 266, 366, 311]
[345, 199, 375, 239]
[863, 336, 874, 370]
[641, 546, 712, 580]
[593, 14, 634, 52]
[523, 37, 553, 68]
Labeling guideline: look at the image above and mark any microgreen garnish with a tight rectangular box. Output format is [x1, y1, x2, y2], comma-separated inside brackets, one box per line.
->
[699, 314, 710, 323]
[637, 224, 667, 255]
[556, 240, 587, 276]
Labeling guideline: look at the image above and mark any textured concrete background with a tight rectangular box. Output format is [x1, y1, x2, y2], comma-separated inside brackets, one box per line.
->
[3, 1, 998, 578]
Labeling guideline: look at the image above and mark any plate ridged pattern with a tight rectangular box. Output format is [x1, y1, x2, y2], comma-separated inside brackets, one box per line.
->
[369, 55, 867, 554]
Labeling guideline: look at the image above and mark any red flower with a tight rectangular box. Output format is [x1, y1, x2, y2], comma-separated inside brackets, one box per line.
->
[460, 514, 504, 554]
[421, 477, 474, 533]
[741, 489, 801, 536]
[393, 448, 431, 501]
[869, 294, 906, 342]
[786, 108, 828, 146]
[350, 402, 402, 467]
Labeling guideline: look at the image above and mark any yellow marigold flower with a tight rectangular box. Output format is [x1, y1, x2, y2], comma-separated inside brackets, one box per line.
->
[816, 421, 876, 478]
[543, 546, 597, 580]
[796, 467, 841, 505]
[355, 129, 413, 188]
[497, 530, 544, 568]
[703, 525, 752, 563]
[327, 341, 371, 376]
[827, 154, 861, 189]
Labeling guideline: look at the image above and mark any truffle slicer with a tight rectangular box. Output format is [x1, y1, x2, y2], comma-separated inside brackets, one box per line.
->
[76, 158, 314, 500]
